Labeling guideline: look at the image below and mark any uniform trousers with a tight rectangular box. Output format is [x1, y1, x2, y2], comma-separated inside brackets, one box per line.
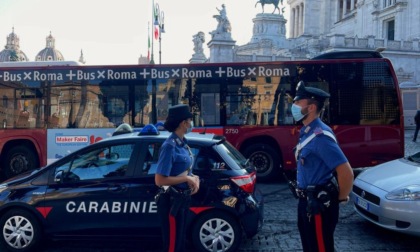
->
[157, 192, 190, 252]
[297, 198, 339, 252]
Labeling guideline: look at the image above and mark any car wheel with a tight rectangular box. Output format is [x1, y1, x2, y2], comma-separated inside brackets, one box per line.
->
[2, 145, 39, 179]
[191, 211, 242, 252]
[0, 209, 42, 252]
[243, 143, 280, 182]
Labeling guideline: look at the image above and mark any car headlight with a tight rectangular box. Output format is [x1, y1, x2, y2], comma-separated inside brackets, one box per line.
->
[385, 185, 420, 201]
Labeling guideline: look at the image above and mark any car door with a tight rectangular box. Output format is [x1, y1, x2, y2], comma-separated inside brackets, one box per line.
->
[126, 140, 162, 236]
[41, 141, 138, 237]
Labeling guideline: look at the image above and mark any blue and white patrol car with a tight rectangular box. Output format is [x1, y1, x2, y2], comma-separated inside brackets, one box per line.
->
[0, 124, 263, 252]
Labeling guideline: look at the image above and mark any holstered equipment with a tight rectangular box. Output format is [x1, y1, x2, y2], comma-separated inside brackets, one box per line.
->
[155, 185, 191, 216]
[305, 177, 339, 215]
[168, 186, 192, 216]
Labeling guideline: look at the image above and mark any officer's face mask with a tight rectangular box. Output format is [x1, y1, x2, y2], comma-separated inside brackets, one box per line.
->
[186, 120, 194, 134]
[291, 104, 309, 122]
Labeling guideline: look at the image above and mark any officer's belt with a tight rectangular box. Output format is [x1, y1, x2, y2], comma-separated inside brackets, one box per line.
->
[161, 170, 190, 192]
[296, 177, 339, 199]
[169, 186, 192, 196]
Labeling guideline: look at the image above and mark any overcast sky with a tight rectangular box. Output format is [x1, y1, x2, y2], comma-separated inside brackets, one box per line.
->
[0, 0, 289, 65]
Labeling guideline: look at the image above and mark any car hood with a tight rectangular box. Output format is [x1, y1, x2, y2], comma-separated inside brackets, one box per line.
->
[0, 169, 41, 186]
[356, 158, 420, 192]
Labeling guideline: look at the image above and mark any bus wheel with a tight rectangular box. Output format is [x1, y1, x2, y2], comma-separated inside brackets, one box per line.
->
[2, 145, 38, 179]
[243, 143, 280, 182]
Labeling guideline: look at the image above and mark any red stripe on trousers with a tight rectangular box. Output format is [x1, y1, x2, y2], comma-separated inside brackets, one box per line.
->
[169, 214, 176, 252]
[314, 214, 326, 252]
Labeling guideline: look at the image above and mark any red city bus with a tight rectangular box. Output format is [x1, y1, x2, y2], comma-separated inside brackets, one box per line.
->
[0, 56, 403, 181]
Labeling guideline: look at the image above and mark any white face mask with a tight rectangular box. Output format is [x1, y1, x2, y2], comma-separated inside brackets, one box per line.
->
[186, 120, 194, 134]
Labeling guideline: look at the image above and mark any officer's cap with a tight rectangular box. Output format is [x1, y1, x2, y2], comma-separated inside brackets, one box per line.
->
[293, 81, 330, 103]
[167, 104, 193, 121]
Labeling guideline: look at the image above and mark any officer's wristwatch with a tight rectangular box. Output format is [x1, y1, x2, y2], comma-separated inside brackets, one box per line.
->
[339, 196, 349, 204]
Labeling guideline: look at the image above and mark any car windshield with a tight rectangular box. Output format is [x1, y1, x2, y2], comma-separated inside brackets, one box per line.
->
[216, 141, 249, 169]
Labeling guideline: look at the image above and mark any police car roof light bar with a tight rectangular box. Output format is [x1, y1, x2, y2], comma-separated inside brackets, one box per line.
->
[139, 124, 160, 136]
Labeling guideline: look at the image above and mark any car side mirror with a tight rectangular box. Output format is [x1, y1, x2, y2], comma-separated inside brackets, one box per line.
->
[106, 153, 120, 160]
[54, 170, 64, 183]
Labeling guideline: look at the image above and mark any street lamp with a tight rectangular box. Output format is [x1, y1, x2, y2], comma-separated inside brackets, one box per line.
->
[154, 3, 165, 64]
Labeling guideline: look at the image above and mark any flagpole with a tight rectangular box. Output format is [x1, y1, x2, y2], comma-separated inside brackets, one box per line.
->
[150, 0, 155, 65]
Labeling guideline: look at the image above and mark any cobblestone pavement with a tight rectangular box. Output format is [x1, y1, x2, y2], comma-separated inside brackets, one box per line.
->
[238, 129, 420, 252]
[41, 130, 420, 252]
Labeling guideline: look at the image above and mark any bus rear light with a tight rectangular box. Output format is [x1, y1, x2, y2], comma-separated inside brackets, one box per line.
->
[230, 172, 256, 194]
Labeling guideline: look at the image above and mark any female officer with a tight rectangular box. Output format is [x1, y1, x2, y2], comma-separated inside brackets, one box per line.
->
[155, 104, 200, 252]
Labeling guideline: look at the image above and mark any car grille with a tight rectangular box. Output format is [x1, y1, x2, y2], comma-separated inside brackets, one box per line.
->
[353, 185, 381, 205]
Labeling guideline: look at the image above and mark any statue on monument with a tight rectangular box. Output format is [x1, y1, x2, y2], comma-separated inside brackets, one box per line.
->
[192, 32, 205, 56]
[255, 0, 283, 14]
[210, 4, 232, 39]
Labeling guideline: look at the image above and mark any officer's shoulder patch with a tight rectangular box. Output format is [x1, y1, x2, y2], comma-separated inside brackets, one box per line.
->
[313, 127, 324, 135]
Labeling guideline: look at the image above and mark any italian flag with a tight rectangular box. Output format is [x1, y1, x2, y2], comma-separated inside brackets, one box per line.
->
[153, 3, 159, 40]
[154, 25, 159, 40]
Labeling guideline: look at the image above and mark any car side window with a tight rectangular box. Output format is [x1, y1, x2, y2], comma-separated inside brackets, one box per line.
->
[192, 147, 220, 171]
[55, 143, 135, 182]
[143, 142, 162, 175]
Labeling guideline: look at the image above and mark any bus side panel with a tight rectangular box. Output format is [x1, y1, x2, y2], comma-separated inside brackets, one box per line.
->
[0, 128, 47, 169]
[224, 125, 299, 171]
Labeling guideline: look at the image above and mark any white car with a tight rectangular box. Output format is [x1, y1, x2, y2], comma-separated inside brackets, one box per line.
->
[351, 152, 420, 236]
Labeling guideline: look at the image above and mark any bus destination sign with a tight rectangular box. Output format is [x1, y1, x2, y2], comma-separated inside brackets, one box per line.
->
[0, 66, 291, 82]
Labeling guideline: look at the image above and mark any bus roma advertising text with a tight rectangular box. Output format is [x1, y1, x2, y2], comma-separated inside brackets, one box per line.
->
[0, 59, 403, 181]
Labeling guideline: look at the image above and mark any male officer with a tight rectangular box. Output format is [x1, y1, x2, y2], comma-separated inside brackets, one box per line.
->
[292, 81, 354, 252]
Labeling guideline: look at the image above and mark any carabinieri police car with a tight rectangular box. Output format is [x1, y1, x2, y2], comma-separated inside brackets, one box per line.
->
[0, 124, 263, 252]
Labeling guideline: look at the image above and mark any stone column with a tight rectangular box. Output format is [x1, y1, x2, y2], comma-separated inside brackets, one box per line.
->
[335, 0, 341, 22]
[295, 6, 300, 37]
[300, 3, 304, 35]
[291, 8, 295, 38]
